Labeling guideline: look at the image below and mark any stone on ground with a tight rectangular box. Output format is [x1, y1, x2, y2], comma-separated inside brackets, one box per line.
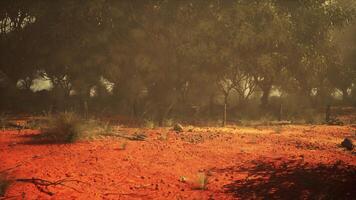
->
[173, 123, 184, 132]
[341, 138, 354, 150]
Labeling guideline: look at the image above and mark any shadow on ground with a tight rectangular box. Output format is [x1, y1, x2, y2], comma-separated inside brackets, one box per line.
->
[17, 133, 72, 145]
[218, 158, 356, 199]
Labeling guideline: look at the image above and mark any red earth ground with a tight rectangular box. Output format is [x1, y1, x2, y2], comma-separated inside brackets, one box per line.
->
[1, 125, 355, 200]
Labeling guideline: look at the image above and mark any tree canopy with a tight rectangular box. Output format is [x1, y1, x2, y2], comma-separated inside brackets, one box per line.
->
[0, 0, 355, 124]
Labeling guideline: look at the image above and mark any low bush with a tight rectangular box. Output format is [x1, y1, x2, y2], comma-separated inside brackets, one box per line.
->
[40, 112, 84, 143]
[143, 119, 155, 129]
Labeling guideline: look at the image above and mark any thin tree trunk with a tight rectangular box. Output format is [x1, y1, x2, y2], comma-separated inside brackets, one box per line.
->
[278, 103, 283, 121]
[222, 95, 228, 127]
[260, 85, 272, 110]
[325, 104, 331, 123]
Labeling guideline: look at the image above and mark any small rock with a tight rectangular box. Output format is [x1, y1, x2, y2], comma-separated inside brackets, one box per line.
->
[173, 123, 184, 132]
[341, 138, 354, 150]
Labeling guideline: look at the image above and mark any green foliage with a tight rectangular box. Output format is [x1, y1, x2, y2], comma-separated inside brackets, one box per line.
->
[0, 0, 355, 123]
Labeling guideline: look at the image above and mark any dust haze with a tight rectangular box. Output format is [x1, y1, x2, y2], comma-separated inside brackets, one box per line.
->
[0, 1, 356, 199]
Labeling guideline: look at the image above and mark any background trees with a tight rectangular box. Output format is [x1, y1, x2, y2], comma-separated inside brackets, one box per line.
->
[0, 0, 355, 124]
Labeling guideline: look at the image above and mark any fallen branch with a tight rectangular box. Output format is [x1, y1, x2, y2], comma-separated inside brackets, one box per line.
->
[15, 178, 84, 196]
[0, 164, 23, 174]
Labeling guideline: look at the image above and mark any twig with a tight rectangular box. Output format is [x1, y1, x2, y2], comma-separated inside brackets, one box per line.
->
[15, 178, 84, 196]
[0, 164, 23, 174]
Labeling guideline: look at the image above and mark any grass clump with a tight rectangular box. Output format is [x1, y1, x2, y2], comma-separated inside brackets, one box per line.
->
[40, 112, 84, 143]
[143, 119, 155, 129]
[163, 118, 174, 127]
[0, 174, 11, 197]
[35, 112, 119, 143]
[196, 172, 208, 190]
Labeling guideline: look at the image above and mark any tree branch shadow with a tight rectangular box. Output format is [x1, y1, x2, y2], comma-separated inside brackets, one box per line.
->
[218, 158, 356, 199]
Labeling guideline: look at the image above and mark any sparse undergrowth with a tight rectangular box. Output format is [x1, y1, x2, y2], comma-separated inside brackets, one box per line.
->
[196, 172, 208, 190]
[143, 119, 155, 129]
[36, 112, 113, 143]
[0, 113, 8, 130]
[39, 112, 83, 143]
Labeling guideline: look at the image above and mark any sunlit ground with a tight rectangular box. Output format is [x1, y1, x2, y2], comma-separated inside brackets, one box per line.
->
[1, 124, 355, 199]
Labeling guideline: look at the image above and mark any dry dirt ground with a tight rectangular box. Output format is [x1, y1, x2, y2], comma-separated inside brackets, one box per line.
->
[1, 125, 355, 200]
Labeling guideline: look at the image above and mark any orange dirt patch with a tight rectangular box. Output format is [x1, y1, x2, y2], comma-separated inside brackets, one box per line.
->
[1, 125, 355, 199]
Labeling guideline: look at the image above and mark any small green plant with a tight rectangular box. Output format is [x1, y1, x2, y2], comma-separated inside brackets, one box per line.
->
[0, 174, 11, 197]
[197, 172, 208, 190]
[143, 119, 155, 129]
[119, 142, 127, 150]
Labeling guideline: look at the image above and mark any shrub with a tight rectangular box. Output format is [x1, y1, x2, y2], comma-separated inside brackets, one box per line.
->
[41, 112, 83, 143]
[163, 118, 174, 127]
[197, 172, 208, 190]
[143, 119, 155, 129]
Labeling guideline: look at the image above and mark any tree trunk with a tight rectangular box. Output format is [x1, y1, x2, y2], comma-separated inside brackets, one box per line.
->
[260, 85, 272, 109]
[222, 95, 228, 127]
[325, 104, 331, 123]
[83, 100, 88, 120]
[209, 94, 214, 119]
[278, 103, 283, 121]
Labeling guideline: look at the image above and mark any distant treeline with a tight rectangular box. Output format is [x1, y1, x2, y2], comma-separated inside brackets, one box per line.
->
[0, 0, 355, 124]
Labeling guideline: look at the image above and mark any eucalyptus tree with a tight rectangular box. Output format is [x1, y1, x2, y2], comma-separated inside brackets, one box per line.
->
[275, 0, 353, 106]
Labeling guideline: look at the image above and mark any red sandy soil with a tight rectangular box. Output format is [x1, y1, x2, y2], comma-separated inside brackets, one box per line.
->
[1, 125, 355, 200]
